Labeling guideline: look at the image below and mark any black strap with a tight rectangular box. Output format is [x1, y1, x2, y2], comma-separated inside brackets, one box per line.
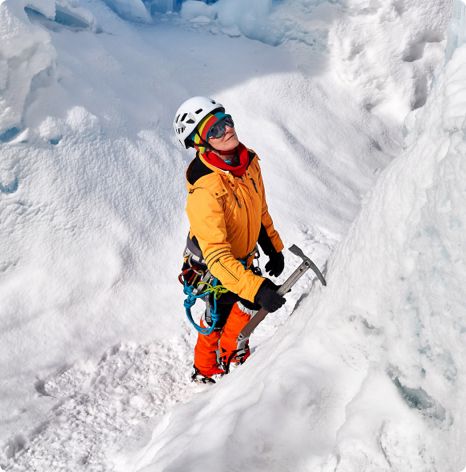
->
[185, 234, 207, 267]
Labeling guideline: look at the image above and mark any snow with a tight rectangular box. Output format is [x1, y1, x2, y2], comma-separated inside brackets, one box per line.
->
[121, 38, 466, 472]
[0, 0, 462, 470]
[329, 0, 450, 123]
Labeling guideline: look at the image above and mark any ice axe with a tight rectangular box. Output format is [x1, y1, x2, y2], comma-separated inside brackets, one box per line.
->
[236, 244, 326, 353]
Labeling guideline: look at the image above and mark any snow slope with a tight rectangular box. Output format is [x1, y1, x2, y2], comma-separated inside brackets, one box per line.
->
[118, 19, 466, 472]
[0, 0, 453, 469]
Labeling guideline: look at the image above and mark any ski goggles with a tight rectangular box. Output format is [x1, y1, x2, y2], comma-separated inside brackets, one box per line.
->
[206, 115, 235, 140]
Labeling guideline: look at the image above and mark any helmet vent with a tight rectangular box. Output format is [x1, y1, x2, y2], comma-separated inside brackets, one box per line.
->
[186, 118, 195, 124]
[181, 113, 187, 121]
[195, 108, 203, 114]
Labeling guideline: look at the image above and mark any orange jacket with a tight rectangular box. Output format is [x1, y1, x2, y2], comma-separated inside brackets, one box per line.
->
[186, 150, 283, 302]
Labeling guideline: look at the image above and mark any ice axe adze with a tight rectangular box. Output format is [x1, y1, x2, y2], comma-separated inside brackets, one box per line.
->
[236, 244, 326, 353]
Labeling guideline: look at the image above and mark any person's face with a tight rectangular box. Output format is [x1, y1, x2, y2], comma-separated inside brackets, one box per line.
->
[208, 117, 240, 153]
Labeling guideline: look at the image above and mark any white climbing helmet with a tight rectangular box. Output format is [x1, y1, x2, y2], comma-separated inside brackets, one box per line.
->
[173, 96, 224, 148]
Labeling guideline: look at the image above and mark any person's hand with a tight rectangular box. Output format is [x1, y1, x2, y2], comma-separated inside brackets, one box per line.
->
[265, 251, 284, 277]
[254, 279, 286, 312]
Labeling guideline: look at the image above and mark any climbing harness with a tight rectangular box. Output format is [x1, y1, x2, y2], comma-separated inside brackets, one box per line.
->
[179, 236, 227, 335]
[179, 235, 260, 337]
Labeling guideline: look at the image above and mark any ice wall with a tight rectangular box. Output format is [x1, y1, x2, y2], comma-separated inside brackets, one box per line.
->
[0, 0, 97, 141]
[180, 0, 338, 47]
[102, 0, 180, 19]
[102, 0, 151, 22]
[0, 0, 55, 140]
[446, 0, 466, 59]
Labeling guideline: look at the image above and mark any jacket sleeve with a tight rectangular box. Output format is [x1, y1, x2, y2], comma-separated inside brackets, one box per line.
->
[255, 160, 284, 254]
[186, 187, 264, 303]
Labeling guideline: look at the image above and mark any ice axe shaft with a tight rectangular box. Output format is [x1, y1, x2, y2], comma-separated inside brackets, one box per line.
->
[236, 245, 326, 349]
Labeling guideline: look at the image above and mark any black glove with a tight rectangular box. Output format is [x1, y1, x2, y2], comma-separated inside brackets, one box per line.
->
[254, 279, 286, 313]
[265, 251, 284, 277]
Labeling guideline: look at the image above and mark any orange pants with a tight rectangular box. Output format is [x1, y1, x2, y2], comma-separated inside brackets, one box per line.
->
[194, 302, 251, 377]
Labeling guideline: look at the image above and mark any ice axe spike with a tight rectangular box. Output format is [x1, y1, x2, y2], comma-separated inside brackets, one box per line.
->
[235, 245, 326, 352]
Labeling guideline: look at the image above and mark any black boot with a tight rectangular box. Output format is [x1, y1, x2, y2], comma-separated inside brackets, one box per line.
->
[191, 366, 222, 384]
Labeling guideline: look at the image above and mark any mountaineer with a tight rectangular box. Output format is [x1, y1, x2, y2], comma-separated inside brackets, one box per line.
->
[174, 96, 286, 383]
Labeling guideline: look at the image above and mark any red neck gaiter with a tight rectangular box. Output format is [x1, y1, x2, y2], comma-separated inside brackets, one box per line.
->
[201, 143, 250, 177]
